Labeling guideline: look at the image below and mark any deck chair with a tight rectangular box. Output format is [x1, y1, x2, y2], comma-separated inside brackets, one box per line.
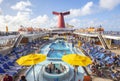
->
[0, 57, 6, 62]
[96, 53, 105, 59]
[4, 55, 10, 60]
[0, 54, 3, 57]
[2, 63, 20, 72]
[6, 61, 22, 69]
[0, 67, 16, 76]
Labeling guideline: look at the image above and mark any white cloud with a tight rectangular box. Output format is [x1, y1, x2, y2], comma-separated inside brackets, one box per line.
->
[0, 0, 33, 31]
[69, 2, 93, 17]
[0, 8, 2, 15]
[68, 17, 120, 31]
[0, 5, 47, 31]
[0, 11, 120, 31]
[68, 18, 106, 29]
[0, 11, 57, 31]
[30, 15, 49, 27]
[69, 19, 81, 27]
[0, 0, 3, 4]
[0, 0, 3, 14]
[99, 0, 120, 10]
[1, 0, 120, 31]
[0, 12, 30, 31]
[81, 2, 93, 15]
[11, 0, 32, 12]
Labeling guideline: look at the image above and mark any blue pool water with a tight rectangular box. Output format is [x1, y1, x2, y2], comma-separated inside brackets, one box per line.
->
[47, 50, 72, 58]
[49, 40, 68, 50]
[26, 40, 85, 81]
[41, 40, 72, 58]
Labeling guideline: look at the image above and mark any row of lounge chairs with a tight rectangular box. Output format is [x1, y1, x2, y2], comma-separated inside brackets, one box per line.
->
[0, 39, 50, 76]
[113, 40, 120, 45]
[81, 42, 120, 80]
[0, 54, 21, 76]
[82, 43, 120, 66]
[0, 41, 39, 76]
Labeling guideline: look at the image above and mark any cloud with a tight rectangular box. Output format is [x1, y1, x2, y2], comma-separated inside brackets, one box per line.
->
[69, 2, 93, 17]
[0, 11, 30, 31]
[30, 15, 49, 27]
[0, 11, 57, 31]
[0, 0, 3, 14]
[0, 11, 120, 31]
[11, 0, 32, 12]
[0, 0, 3, 4]
[0, 8, 2, 15]
[1, 0, 120, 31]
[99, 0, 120, 10]
[0, 0, 33, 31]
[0, 0, 55, 32]
[69, 19, 81, 27]
[68, 17, 120, 31]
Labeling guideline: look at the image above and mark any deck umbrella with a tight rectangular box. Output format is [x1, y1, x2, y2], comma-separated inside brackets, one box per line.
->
[62, 54, 92, 80]
[16, 54, 46, 81]
[62, 54, 92, 66]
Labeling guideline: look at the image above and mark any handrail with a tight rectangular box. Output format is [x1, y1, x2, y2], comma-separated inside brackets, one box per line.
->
[97, 33, 109, 49]
[37, 64, 45, 81]
[13, 34, 23, 48]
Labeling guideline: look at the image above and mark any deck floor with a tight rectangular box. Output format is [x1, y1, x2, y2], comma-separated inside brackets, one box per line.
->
[0, 47, 119, 81]
[0, 66, 116, 81]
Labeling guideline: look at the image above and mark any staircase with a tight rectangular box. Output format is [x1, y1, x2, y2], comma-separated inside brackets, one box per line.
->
[97, 33, 109, 49]
[13, 34, 23, 48]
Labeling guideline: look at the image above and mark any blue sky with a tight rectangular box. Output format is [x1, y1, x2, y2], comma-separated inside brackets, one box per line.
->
[0, 0, 120, 31]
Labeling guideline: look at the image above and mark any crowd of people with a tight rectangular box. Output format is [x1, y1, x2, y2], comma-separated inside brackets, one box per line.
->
[45, 62, 66, 74]
[1, 74, 27, 81]
[81, 41, 120, 80]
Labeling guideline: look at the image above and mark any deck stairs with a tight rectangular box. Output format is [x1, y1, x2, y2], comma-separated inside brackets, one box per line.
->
[13, 34, 23, 48]
[97, 33, 109, 49]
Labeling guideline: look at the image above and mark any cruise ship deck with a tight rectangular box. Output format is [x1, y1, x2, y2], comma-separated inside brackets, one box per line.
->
[0, 11, 120, 81]
[0, 30, 120, 81]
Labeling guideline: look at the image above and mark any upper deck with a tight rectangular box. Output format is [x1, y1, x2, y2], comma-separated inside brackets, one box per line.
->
[74, 31, 120, 40]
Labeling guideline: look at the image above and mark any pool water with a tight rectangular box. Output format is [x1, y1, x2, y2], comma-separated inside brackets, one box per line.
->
[26, 40, 85, 81]
[49, 41, 68, 50]
[41, 40, 72, 58]
[47, 50, 72, 58]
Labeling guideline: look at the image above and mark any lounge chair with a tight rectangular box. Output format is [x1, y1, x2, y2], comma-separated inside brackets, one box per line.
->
[2, 63, 20, 72]
[6, 61, 22, 68]
[0, 57, 6, 62]
[0, 67, 17, 76]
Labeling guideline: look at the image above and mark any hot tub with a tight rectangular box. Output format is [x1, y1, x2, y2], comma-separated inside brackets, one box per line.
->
[43, 62, 69, 78]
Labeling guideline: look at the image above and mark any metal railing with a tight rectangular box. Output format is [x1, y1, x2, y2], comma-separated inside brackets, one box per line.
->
[103, 31, 120, 36]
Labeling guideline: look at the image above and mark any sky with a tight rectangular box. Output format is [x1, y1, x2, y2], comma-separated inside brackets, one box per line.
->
[0, 0, 120, 31]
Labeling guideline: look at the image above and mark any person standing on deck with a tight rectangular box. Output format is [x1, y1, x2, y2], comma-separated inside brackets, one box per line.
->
[19, 75, 27, 81]
[2, 74, 13, 81]
[74, 65, 79, 81]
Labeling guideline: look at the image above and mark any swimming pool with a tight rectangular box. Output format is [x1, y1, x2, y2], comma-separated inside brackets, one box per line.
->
[47, 40, 72, 58]
[26, 40, 85, 81]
